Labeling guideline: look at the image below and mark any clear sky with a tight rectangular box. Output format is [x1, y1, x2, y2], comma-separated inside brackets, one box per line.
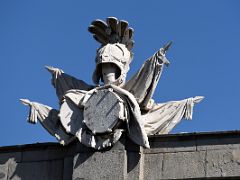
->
[0, 1, 240, 146]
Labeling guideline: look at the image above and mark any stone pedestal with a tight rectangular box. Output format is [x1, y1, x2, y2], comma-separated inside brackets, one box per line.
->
[1, 131, 240, 179]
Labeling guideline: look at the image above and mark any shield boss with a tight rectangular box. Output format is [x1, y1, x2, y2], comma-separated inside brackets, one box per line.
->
[83, 89, 125, 134]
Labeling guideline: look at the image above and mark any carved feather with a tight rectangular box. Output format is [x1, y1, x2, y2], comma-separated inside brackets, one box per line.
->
[88, 25, 108, 44]
[122, 28, 130, 44]
[128, 27, 134, 39]
[93, 34, 108, 45]
[120, 20, 128, 40]
[107, 17, 118, 33]
[89, 17, 134, 50]
[127, 40, 134, 51]
[91, 19, 108, 32]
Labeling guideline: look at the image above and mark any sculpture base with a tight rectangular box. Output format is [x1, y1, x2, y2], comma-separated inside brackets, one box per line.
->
[1, 131, 240, 180]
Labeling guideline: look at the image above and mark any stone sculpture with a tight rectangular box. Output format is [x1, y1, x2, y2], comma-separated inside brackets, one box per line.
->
[20, 17, 204, 150]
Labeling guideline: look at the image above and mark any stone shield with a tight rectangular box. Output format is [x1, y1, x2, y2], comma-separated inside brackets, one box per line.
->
[83, 88, 126, 134]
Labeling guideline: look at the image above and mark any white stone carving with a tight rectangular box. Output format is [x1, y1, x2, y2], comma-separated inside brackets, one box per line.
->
[20, 17, 204, 150]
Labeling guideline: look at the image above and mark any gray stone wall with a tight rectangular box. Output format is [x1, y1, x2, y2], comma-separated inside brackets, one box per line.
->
[1, 131, 240, 180]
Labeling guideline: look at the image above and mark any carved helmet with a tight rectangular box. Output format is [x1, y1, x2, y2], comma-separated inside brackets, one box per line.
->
[88, 17, 134, 86]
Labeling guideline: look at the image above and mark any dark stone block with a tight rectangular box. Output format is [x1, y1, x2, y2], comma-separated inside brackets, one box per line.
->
[8, 160, 63, 180]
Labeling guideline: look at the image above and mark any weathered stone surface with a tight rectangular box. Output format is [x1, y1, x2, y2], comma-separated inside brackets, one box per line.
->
[63, 157, 73, 180]
[73, 150, 127, 180]
[8, 160, 63, 180]
[0, 163, 7, 180]
[1, 131, 240, 179]
[21, 148, 67, 162]
[206, 148, 240, 178]
[162, 151, 206, 179]
[146, 135, 196, 153]
[0, 153, 21, 180]
[83, 89, 125, 134]
[197, 137, 240, 151]
[144, 153, 164, 180]
[0, 152, 21, 164]
[126, 152, 143, 180]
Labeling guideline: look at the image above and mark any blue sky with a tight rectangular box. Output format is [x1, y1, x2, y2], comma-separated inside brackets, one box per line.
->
[0, 1, 240, 146]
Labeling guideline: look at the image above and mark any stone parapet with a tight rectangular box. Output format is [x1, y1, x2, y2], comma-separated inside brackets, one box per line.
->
[1, 131, 240, 180]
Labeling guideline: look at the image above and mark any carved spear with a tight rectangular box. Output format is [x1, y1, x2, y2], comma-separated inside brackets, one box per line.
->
[156, 41, 172, 66]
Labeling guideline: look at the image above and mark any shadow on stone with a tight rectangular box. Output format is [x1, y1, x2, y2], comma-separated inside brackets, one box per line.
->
[74, 152, 94, 169]
[127, 151, 141, 173]
[0, 172, 5, 179]
[9, 158, 64, 180]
